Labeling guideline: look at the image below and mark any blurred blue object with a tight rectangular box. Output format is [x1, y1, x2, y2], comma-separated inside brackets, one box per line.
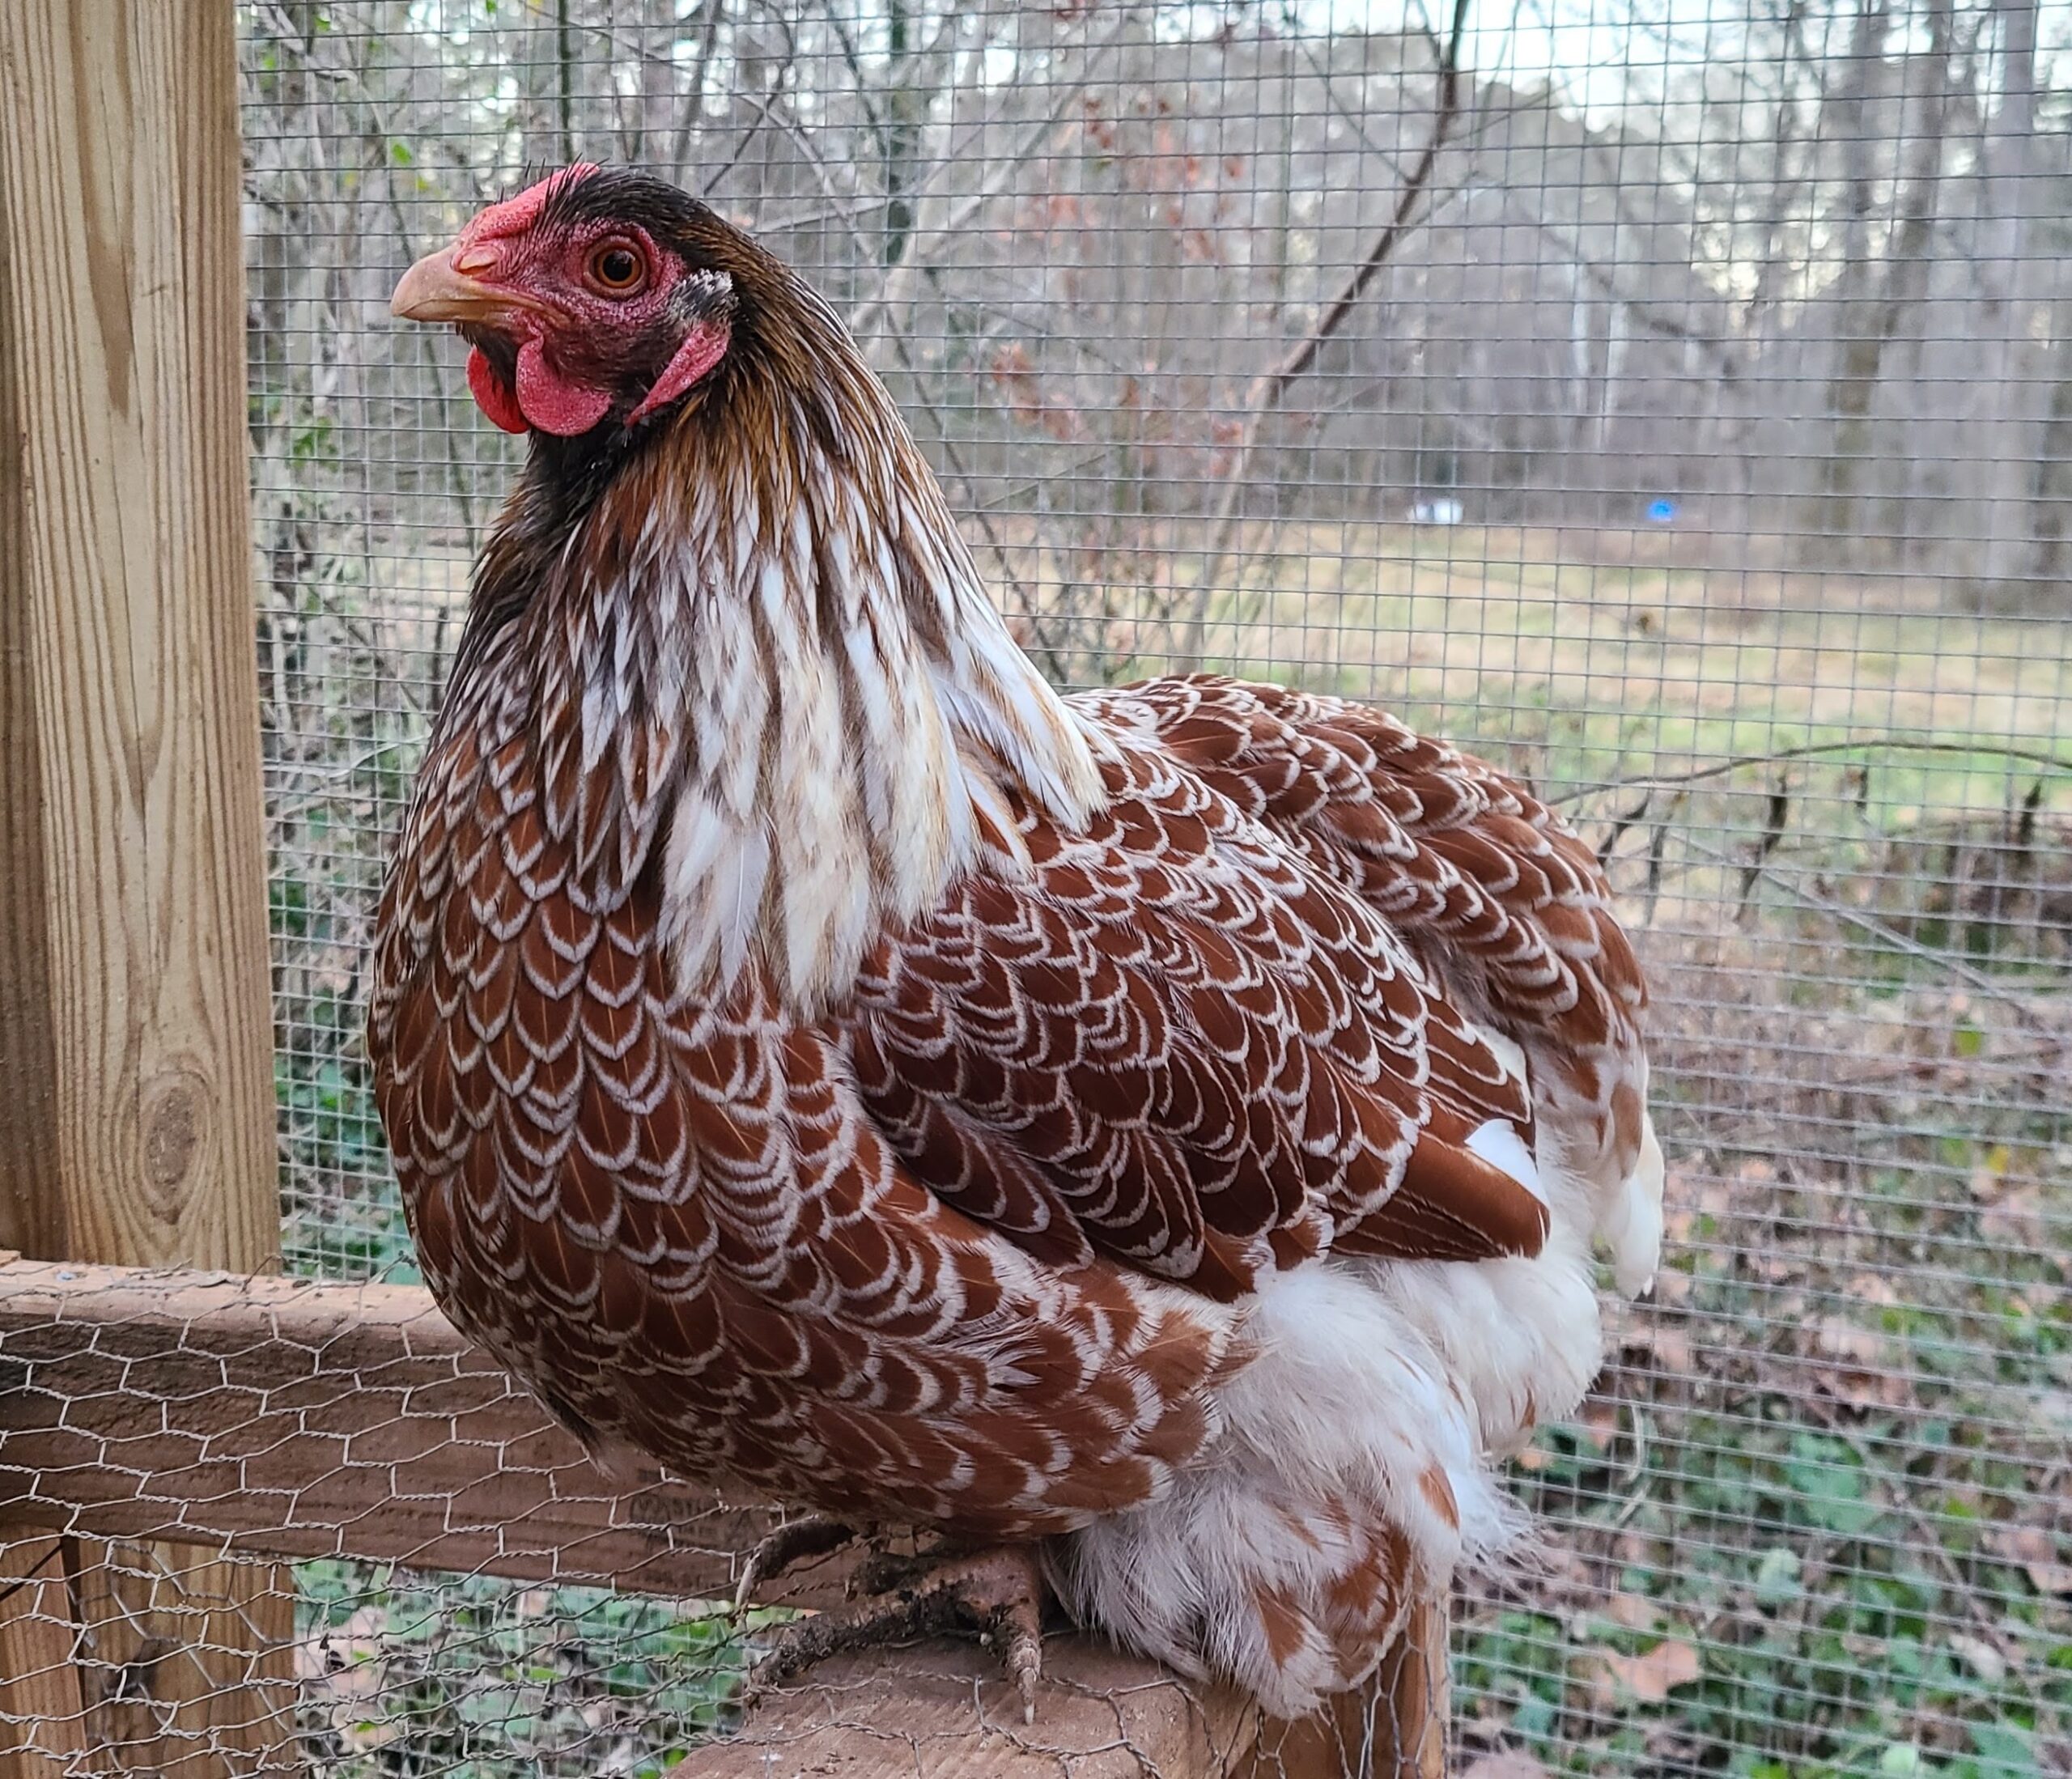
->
[1647, 498, 1679, 524]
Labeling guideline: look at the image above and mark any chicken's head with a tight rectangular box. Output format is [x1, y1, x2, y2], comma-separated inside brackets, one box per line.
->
[391, 165, 744, 438]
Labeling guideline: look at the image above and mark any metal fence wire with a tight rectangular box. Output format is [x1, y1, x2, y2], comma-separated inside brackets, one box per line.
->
[225, 0, 2072, 1772]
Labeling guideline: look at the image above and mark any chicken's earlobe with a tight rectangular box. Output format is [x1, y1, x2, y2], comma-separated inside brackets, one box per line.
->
[629, 316, 731, 427]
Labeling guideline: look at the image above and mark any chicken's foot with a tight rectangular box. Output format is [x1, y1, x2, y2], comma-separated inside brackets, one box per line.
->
[746, 1543, 1047, 1722]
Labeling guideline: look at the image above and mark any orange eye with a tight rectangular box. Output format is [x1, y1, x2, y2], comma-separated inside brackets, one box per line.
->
[588, 240, 646, 293]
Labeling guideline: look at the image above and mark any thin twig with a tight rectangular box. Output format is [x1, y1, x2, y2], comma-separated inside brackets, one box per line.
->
[1188, 0, 1474, 633]
[668, 0, 728, 184]
[741, 87, 1038, 616]
[1674, 830, 2057, 1035]
[698, 36, 805, 202]
[843, 13, 1140, 343]
[1554, 737, 2072, 807]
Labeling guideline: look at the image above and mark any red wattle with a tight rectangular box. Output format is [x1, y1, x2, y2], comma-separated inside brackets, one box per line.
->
[516, 338, 614, 437]
[467, 346, 529, 435]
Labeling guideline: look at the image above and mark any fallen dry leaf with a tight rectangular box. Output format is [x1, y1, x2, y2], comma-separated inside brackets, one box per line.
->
[1843, 1271, 1899, 1307]
[1806, 1313, 1907, 1408]
[1650, 1267, 1694, 1307]
[1616, 1530, 1657, 1568]
[1662, 1169, 1730, 1242]
[1461, 1755, 1551, 1779]
[1981, 1187, 2050, 1251]
[1813, 1317, 1885, 1365]
[1590, 1638, 1703, 1705]
[1948, 1633, 2007, 1684]
[1622, 1321, 1695, 1373]
[1807, 1300, 1897, 1407]
[1603, 1592, 1660, 1633]
[1991, 1526, 2072, 1596]
[1577, 1399, 1622, 1454]
[1809, 1361, 1909, 1412]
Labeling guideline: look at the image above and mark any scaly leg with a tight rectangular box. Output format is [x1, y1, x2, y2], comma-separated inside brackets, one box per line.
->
[747, 1543, 1048, 1722]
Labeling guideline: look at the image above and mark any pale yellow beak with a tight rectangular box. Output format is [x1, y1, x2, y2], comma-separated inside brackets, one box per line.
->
[390, 243, 541, 323]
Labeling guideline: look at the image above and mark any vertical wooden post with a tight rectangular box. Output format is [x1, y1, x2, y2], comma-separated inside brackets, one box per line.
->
[0, 2, 295, 1773]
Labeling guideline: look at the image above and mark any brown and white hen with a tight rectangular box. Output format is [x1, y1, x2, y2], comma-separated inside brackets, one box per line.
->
[376, 165, 1664, 1720]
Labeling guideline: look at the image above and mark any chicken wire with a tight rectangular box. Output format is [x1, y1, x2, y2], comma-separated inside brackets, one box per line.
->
[21, 0, 2051, 1772]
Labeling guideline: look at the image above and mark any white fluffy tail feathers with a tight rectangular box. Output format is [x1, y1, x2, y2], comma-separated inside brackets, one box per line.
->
[1601, 1110, 1667, 1300]
[1047, 1264, 1522, 1718]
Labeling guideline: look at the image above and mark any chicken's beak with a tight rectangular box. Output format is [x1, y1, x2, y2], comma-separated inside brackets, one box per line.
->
[391, 243, 532, 324]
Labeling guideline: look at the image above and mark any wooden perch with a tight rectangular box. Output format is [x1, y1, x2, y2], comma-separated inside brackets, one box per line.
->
[0, 1259, 1451, 1776]
[680, 1641, 1259, 1777]
[690, 1612, 1449, 1778]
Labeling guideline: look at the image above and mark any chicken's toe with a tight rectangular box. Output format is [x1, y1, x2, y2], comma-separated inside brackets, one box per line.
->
[746, 1543, 1050, 1719]
[731, 1514, 859, 1617]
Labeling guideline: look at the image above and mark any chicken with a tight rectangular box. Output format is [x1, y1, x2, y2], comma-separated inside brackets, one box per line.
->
[376, 164, 1665, 1722]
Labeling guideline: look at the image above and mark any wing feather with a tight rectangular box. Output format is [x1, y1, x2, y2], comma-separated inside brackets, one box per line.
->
[848, 707, 1567, 1297]
[1089, 674, 1653, 1218]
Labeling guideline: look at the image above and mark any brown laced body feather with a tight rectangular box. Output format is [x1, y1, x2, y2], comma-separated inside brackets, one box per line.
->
[372, 580, 1641, 1535]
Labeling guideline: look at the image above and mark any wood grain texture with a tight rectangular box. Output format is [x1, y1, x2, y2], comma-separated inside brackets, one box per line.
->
[0, 3, 290, 1770]
[0, 0, 273, 1276]
[681, 1639, 1260, 1778]
[679, 1624, 1449, 1777]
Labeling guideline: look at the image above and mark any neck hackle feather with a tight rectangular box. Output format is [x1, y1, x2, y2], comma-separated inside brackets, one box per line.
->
[469, 242, 1106, 1012]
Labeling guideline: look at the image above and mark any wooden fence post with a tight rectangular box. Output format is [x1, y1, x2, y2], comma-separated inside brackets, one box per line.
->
[0, 2, 295, 1773]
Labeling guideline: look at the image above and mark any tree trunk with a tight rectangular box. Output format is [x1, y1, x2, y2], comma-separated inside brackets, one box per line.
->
[1818, 0, 1955, 562]
[1966, 0, 2052, 598]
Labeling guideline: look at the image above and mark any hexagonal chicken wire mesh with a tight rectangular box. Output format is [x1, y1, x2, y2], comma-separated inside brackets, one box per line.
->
[226, 0, 2072, 1772]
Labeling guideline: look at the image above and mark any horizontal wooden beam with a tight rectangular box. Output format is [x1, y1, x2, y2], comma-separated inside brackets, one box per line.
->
[0, 1259, 817, 1603]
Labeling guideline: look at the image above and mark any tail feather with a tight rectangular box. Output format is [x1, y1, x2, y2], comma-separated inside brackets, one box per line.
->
[1602, 1113, 1667, 1298]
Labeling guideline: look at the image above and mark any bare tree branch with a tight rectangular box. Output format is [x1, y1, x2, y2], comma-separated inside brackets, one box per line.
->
[1188, 0, 1474, 637]
[1553, 737, 2072, 808]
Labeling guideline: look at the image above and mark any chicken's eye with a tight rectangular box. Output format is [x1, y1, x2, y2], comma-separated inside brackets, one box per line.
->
[588, 241, 646, 294]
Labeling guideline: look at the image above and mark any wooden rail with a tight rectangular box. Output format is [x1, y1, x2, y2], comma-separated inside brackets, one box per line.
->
[0, 1262, 807, 1603]
[0, 1259, 1448, 1777]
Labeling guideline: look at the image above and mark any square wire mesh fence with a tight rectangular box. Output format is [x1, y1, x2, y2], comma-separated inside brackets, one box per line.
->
[231, 0, 2070, 1773]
